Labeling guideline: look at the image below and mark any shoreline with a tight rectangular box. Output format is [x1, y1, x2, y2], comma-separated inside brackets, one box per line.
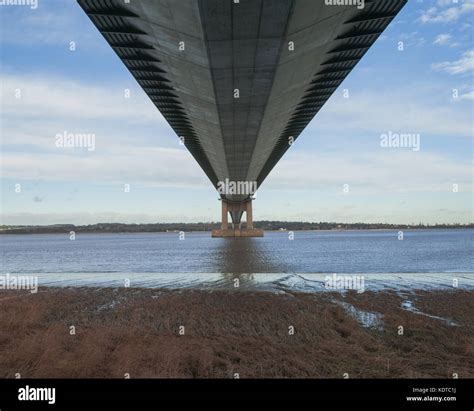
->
[1, 272, 472, 294]
[1, 227, 473, 236]
[0, 286, 472, 378]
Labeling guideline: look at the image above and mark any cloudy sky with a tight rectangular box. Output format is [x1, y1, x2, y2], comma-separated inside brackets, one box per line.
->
[1, 0, 473, 225]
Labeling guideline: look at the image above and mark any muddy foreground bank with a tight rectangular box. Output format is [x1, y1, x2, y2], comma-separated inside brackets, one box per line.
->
[0, 287, 472, 378]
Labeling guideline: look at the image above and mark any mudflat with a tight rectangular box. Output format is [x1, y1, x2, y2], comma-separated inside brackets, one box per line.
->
[0, 287, 472, 378]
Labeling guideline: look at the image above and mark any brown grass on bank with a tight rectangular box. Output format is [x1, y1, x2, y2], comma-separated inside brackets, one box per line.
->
[0, 288, 472, 378]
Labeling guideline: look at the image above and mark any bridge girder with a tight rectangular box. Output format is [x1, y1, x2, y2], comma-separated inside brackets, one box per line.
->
[78, 0, 407, 231]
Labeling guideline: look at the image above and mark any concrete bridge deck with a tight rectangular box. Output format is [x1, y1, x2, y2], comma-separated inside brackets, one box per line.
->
[78, 0, 406, 237]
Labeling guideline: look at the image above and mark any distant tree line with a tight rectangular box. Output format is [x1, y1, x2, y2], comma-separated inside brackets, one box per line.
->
[0, 221, 472, 234]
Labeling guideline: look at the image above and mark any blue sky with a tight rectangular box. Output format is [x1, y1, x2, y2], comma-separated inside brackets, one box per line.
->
[0, 0, 473, 225]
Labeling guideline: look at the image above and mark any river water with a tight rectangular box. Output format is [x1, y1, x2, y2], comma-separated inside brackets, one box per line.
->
[1, 229, 472, 291]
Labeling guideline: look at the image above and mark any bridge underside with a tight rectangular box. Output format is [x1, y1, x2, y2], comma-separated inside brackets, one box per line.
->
[79, 0, 406, 236]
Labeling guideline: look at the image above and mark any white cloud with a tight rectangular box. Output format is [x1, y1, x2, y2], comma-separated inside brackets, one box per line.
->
[437, 0, 457, 6]
[0, 74, 164, 123]
[399, 31, 426, 48]
[433, 33, 457, 46]
[311, 86, 472, 138]
[265, 151, 472, 193]
[0, 212, 214, 226]
[2, 147, 471, 225]
[432, 49, 474, 74]
[420, 2, 474, 23]
[459, 90, 474, 100]
[0, 7, 101, 47]
[1, 73, 471, 196]
[2, 129, 471, 195]
[0, 146, 209, 188]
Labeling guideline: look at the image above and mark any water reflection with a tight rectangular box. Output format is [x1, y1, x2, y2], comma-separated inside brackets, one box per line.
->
[210, 237, 289, 274]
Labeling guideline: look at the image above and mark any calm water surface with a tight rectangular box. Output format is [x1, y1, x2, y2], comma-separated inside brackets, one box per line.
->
[1, 229, 472, 290]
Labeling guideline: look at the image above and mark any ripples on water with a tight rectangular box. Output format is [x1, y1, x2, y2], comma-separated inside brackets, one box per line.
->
[0, 229, 472, 291]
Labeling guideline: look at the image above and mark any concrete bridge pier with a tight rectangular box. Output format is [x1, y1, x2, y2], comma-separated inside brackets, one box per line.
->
[212, 199, 263, 238]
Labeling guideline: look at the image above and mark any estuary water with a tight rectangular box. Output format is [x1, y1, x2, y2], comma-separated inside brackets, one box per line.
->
[0, 229, 472, 291]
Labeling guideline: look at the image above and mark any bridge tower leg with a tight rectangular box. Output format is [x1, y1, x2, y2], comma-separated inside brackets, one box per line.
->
[246, 200, 253, 229]
[221, 200, 228, 230]
[212, 199, 263, 237]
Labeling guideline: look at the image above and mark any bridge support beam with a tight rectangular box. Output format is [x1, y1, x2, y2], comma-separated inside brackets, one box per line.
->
[221, 199, 229, 230]
[212, 199, 263, 237]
